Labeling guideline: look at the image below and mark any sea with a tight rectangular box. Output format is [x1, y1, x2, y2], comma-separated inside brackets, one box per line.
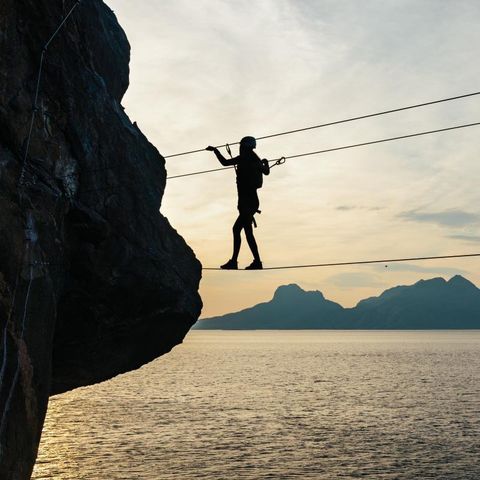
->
[32, 330, 480, 480]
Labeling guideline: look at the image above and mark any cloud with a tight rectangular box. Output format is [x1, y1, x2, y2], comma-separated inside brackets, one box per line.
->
[448, 234, 480, 243]
[336, 205, 383, 212]
[326, 271, 384, 289]
[374, 263, 468, 275]
[398, 209, 480, 227]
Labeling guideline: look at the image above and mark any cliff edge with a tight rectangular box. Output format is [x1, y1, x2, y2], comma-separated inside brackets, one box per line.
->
[0, 1, 202, 478]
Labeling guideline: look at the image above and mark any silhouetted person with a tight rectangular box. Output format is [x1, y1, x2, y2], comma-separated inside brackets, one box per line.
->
[206, 136, 270, 270]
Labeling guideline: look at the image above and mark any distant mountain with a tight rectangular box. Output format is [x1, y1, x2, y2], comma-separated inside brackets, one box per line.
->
[195, 276, 480, 329]
[196, 284, 345, 330]
[353, 275, 480, 329]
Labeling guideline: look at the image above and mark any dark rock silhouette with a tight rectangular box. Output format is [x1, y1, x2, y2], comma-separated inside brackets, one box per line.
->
[0, 1, 201, 478]
[196, 276, 480, 330]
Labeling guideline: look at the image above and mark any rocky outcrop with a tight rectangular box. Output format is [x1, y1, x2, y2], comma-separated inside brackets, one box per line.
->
[0, 1, 202, 478]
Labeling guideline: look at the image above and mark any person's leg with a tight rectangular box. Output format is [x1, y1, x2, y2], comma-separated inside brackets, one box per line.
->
[243, 218, 260, 261]
[232, 215, 243, 262]
[221, 216, 243, 269]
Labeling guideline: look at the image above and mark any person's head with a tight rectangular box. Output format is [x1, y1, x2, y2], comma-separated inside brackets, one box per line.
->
[240, 136, 256, 155]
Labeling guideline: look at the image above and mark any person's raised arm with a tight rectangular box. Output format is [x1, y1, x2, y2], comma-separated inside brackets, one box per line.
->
[205, 146, 238, 166]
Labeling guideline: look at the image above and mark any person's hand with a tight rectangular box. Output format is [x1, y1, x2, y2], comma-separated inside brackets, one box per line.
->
[262, 159, 270, 175]
[205, 145, 216, 152]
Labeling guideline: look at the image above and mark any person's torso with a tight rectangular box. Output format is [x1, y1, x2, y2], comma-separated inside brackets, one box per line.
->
[236, 154, 261, 192]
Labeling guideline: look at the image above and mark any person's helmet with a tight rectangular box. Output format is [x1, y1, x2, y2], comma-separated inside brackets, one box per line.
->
[240, 136, 257, 149]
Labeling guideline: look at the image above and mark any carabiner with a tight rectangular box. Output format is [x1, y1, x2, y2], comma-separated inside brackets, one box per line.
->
[270, 157, 286, 168]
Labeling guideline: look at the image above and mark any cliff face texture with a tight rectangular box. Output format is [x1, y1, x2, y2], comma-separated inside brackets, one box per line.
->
[0, 1, 202, 478]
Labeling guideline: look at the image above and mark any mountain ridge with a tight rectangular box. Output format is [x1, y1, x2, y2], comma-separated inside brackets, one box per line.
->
[196, 275, 480, 330]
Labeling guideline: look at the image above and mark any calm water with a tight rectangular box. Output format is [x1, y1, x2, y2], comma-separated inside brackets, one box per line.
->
[33, 331, 480, 479]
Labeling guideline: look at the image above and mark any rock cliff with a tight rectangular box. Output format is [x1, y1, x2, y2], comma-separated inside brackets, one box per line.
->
[0, 1, 202, 478]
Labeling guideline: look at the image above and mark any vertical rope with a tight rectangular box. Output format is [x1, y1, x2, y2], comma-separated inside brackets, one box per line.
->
[0, 255, 23, 388]
[18, 51, 45, 187]
[18, 0, 82, 189]
[0, 260, 33, 447]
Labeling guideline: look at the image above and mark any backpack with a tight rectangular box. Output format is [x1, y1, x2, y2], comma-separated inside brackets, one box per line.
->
[237, 155, 269, 190]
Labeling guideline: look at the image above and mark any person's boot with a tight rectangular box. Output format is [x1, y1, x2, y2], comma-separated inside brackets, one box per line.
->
[220, 259, 238, 270]
[245, 259, 263, 270]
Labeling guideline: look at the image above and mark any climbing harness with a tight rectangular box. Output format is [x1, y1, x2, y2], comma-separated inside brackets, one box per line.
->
[222, 143, 284, 228]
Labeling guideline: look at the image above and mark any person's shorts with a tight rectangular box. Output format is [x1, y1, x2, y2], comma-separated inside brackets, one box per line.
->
[238, 190, 259, 219]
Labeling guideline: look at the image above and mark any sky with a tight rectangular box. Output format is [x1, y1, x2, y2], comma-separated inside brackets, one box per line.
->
[106, 0, 480, 318]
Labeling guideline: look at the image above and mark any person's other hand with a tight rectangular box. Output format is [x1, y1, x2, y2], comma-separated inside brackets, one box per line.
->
[205, 146, 216, 151]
